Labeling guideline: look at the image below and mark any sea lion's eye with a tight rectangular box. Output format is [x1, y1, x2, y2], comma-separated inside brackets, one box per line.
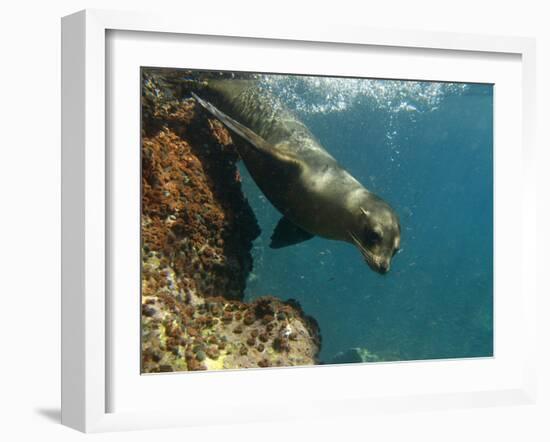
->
[365, 229, 382, 245]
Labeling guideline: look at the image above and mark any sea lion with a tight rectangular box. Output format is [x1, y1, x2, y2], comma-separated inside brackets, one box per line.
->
[191, 79, 401, 274]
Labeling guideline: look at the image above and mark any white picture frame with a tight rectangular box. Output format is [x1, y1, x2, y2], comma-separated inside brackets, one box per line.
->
[61, 9, 537, 433]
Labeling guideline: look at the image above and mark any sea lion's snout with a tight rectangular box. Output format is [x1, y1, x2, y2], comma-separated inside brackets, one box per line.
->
[351, 231, 397, 274]
[377, 260, 390, 274]
[363, 254, 391, 275]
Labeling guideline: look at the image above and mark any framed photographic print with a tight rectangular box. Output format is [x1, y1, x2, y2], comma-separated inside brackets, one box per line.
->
[61, 9, 537, 432]
[139, 66, 494, 373]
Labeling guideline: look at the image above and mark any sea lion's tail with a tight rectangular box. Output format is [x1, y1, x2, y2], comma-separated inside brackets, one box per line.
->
[141, 68, 212, 96]
[142, 69, 260, 98]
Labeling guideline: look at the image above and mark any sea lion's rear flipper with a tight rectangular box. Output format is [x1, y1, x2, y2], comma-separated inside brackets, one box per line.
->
[270, 217, 314, 249]
[191, 92, 300, 168]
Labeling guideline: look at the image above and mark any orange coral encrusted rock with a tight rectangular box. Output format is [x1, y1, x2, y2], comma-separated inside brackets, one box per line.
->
[140, 68, 321, 372]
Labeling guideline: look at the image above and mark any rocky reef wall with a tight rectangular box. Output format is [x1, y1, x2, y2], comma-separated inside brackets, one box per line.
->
[140, 69, 321, 372]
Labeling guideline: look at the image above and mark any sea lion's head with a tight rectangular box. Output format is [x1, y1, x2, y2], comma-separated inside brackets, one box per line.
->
[348, 194, 401, 274]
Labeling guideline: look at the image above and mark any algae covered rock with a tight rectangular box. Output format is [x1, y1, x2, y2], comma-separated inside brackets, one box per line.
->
[141, 288, 320, 372]
[140, 68, 321, 372]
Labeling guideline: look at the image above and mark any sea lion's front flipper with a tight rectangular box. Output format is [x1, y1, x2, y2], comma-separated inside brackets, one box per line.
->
[192, 92, 299, 168]
[270, 217, 314, 249]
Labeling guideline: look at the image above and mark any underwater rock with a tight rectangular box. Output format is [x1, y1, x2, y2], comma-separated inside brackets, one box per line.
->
[141, 290, 321, 372]
[141, 69, 321, 373]
[328, 348, 381, 365]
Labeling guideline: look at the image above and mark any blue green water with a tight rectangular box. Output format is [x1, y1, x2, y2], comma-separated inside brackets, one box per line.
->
[241, 76, 493, 363]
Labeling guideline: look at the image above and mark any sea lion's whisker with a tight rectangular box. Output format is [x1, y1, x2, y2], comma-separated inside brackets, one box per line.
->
[348, 231, 375, 264]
